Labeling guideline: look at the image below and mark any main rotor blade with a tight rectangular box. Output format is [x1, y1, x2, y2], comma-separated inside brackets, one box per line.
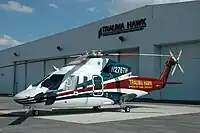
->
[108, 52, 200, 60]
[107, 53, 171, 57]
[69, 55, 83, 58]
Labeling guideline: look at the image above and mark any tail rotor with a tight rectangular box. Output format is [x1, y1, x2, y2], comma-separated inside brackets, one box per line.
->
[169, 50, 184, 75]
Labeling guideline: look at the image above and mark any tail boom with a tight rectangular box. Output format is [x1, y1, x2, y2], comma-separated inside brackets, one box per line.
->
[127, 56, 183, 93]
[159, 57, 176, 82]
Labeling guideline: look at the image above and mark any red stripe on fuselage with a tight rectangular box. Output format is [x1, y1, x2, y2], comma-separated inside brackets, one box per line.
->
[58, 77, 162, 97]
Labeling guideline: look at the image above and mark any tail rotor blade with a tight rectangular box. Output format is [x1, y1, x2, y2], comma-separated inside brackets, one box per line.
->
[171, 64, 177, 75]
[169, 49, 184, 75]
[169, 50, 176, 61]
[177, 50, 182, 61]
[178, 64, 184, 73]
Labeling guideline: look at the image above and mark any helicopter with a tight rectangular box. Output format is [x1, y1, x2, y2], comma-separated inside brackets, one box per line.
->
[13, 49, 184, 117]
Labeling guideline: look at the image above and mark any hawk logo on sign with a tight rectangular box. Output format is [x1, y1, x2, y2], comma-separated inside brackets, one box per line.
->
[98, 18, 147, 39]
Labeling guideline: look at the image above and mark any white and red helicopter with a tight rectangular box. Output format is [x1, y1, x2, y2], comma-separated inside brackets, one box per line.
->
[13, 50, 184, 117]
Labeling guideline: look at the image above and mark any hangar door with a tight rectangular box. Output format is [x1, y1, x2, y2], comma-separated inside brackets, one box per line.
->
[26, 61, 44, 88]
[119, 48, 139, 75]
[0, 66, 14, 95]
[158, 43, 200, 101]
[15, 63, 26, 94]
[45, 59, 65, 76]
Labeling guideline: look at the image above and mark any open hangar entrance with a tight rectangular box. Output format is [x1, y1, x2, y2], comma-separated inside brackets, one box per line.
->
[150, 41, 200, 101]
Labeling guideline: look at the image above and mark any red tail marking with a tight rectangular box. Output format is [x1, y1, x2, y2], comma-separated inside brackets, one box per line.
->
[160, 57, 176, 83]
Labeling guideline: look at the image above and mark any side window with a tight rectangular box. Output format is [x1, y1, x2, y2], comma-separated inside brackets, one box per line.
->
[82, 76, 88, 88]
[84, 76, 88, 82]
[93, 76, 103, 90]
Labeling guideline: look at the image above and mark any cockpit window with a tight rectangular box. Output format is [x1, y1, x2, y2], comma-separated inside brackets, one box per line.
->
[41, 74, 65, 90]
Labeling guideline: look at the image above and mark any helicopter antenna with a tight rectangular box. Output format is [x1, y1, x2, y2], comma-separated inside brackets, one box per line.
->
[53, 65, 59, 71]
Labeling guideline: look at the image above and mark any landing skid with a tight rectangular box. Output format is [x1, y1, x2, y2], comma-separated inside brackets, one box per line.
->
[32, 109, 40, 116]
[92, 106, 101, 110]
[22, 103, 131, 116]
[92, 105, 130, 112]
[120, 104, 131, 112]
[23, 105, 40, 116]
[119, 95, 132, 112]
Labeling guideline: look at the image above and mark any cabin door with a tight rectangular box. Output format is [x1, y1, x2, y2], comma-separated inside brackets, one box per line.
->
[92, 75, 104, 96]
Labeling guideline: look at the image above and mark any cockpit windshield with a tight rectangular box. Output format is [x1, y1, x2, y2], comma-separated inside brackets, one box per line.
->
[40, 74, 65, 90]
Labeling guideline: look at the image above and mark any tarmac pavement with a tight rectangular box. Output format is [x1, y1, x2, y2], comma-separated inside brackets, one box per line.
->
[0, 97, 200, 133]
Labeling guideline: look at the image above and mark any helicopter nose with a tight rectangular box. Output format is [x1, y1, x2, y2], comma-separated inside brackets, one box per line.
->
[14, 92, 24, 100]
[13, 91, 30, 104]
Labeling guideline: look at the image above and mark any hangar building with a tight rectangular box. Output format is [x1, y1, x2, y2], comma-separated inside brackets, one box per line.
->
[0, 1, 200, 102]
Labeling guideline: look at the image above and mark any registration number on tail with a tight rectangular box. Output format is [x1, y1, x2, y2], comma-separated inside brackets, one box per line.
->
[129, 79, 152, 89]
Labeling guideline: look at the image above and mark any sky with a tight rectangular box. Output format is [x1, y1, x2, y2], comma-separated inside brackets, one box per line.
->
[0, 0, 194, 50]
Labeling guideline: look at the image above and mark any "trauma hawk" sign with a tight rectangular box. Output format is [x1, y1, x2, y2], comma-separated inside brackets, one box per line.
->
[98, 18, 147, 39]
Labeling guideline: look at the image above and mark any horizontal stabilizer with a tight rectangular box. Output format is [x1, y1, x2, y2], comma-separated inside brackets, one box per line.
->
[165, 81, 183, 84]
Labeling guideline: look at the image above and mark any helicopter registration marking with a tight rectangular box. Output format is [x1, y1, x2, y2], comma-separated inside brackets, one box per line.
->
[129, 79, 152, 89]
[111, 66, 128, 74]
